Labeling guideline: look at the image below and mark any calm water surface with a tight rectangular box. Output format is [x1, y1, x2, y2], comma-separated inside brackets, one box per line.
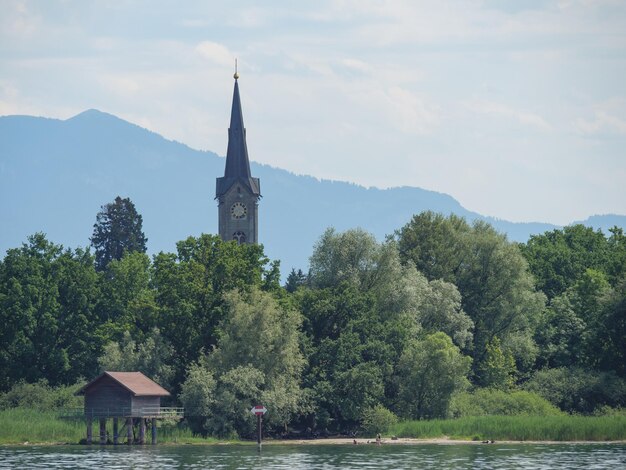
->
[1, 443, 625, 469]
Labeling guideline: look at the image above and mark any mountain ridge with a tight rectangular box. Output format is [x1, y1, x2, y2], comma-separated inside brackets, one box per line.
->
[1, 110, 624, 273]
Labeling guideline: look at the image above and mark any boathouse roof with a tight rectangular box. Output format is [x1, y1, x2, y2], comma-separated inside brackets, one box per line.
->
[77, 371, 170, 397]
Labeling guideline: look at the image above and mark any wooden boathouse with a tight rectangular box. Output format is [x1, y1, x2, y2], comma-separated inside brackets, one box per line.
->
[76, 371, 183, 445]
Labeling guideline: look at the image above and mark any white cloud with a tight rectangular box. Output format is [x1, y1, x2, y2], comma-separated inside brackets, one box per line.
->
[179, 18, 211, 28]
[382, 86, 440, 134]
[575, 99, 626, 135]
[99, 74, 141, 96]
[341, 58, 371, 73]
[576, 111, 626, 135]
[465, 99, 552, 131]
[195, 41, 236, 67]
[229, 7, 268, 28]
[2, 0, 41, 36]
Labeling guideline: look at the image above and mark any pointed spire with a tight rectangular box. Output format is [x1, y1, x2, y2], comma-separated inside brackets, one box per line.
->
[224, 79, 252, 178]
[216, 73, 261, 198]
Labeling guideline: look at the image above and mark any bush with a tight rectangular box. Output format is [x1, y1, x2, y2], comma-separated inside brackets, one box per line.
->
[0, 380, 83, 411]
[361, 405, 398, 435]
[449, 388, 562, 418]
[592, 406, 626, 417]
[396, 333, 471, 420]
[523, 367, 626, 414]
[391, 415, 626, 441]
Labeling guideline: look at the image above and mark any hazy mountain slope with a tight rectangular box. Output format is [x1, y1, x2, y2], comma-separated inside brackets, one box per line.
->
[1, 110, 624, 274]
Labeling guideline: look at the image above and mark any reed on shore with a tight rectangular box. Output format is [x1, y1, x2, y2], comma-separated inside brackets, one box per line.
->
[1, 408, 625, 445]
[0, 408, 207, 445]
[391, 415, 626, 441]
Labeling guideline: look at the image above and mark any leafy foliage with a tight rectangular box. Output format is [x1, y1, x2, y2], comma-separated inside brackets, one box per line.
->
[396, 333, 471, 420]
[360, 404, 398, 435]
[449, 389, 562, 418]
[152, 234, 271, 392]
[178, 360, 216, 435]
[180, 288, 306, 437]
[0, 234, 102, 390]
[285, 268, 307, 293]
[523, 367, 626, 414]
[91, 196, 147, 271]
[521, 224, 625, 299]
[0, 380, 84, 411]
[98, 251, 158, 337]
[397, 212, 545, 382]
[98, 328, 175, 390]
[2, 210, 625, 435]
[476, 337, 516, 390]
[597, 279, 626, 376]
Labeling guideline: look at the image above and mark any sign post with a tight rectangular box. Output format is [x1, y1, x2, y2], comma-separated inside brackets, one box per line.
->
[250, 405, 267, 450]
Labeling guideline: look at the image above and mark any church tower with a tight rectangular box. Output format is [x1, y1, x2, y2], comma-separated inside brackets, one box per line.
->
[216, 72, 261, 244]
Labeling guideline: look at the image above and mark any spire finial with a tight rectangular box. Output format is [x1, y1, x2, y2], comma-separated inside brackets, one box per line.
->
[234, 58, 239, 80]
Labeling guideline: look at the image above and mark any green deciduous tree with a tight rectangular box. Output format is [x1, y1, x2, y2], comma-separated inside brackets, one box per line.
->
[523, 367, 626, 413]
[535, 269, 623, 374]
[179, 288, 305, 437]
[300, 227, 474, 429]
[0, 234, 102, 390]
[206, 365, 265, 438]
[521, 225, 613, 299]
[98, 251, 158, 339]
[152, 234, 273, 391]
[209, 288, 305, 433]
[179, 360, 216, 435]
[0, 380, 84, 411]
[335, 361, 385, 422]
[308, 227, 473, 347]
[396, 332, 471, 419]
[607, 227, 626, 285]
[588, 278, 626, 376]
[476, 336, 516, 390]
[91, 196, 147, 271]
[98, 328, 174, 390]
[360, 404, 398, 435]
[449, 389, 562, 418]
[397, 212, 544, 381]
[417, 278, 474, 349]
[534, 295, 586, 369]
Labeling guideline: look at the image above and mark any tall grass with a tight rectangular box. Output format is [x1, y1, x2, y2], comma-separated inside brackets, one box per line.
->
[391, 415, 626, 441]
[0, 408, 85, 444]
[2, 409, 625, 444]
[0, 408, 229, 445]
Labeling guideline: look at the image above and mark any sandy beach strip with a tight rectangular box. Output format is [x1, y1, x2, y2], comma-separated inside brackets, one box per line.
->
[261, 437, 626, 446]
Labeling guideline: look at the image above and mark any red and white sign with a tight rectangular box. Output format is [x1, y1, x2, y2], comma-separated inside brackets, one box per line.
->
[251, 405, 267, 416]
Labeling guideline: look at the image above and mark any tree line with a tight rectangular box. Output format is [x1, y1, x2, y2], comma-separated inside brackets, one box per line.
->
[1, 197, 624, 437]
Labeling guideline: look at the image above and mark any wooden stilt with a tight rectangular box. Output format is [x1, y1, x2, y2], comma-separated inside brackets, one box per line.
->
[99, 418, 106, 445]
[86, 417, 92, 445]
[151, 419, 157, 445]
[127, 417, 133, 445]
[113, 418, 119, 445]
[139, 418, 146, 444]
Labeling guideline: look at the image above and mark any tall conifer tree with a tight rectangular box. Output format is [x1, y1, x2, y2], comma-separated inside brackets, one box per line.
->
[91, 196, 147, 271]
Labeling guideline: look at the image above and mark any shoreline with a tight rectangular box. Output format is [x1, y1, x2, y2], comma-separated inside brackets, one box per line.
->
[3, 437, 626, 447]
[248, 437, 626, 446]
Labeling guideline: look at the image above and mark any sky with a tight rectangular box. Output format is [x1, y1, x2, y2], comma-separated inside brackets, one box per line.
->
[1, 0, 625, 225]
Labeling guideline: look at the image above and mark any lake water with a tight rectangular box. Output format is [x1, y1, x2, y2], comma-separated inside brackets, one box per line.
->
[1, 443, 625, 469]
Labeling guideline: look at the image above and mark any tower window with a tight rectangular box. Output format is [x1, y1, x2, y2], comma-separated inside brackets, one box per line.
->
[233, 231, 246, 244]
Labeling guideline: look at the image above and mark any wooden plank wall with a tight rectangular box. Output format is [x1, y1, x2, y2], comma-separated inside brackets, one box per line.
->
[84, 375, 132, 412]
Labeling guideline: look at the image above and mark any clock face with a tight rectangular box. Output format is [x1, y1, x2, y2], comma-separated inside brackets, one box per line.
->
[230, 202, 247, 219]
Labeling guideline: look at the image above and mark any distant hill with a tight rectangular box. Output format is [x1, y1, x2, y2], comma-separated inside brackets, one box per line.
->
[1, 109, 624, 275]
